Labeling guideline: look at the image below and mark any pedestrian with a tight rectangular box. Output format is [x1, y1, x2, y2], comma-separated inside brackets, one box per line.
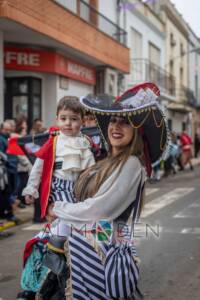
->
[5, 119, 16, 134]
[163, 132, 178, 177]
[30, 119, 46, 135]
[49, 82, 168, 300]
[83, 111, 97, 127]
[13, 118, 32, 208]
[176, 134, 184, 171]
[15, 117, 28, 137]
[194, 133, 200, 158]
[151, 160, 161, 182]
[0, 121, 19, 221]
[22, 117, 46, 220]
[82, 109, 107, 160]
[0, 150, 10, 218]
[180, 130, 193, 170]
[17, 96, 95, 300]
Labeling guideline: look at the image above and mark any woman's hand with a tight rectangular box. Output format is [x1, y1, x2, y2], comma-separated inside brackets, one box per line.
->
[25, 195, 34, 204]
[46, 203, 57, 223]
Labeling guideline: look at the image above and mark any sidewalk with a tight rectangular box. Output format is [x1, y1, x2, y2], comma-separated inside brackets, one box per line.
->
[191, 156, 200, 166]
[0, 205, 34, 232]
[1, 157, 200, 233]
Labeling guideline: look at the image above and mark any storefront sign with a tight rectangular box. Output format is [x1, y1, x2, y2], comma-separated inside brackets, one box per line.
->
[5, 51, 40, 66]
[67, 61, 94, 82]
[4, 47, 96, 85]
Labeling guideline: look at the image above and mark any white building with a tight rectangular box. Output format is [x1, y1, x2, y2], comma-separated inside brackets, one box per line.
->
[188, 27, 200, 134]
[117, 0, 176, 117]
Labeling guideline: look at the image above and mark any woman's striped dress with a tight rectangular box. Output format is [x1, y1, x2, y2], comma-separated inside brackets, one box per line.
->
[65, 179, 144, 300]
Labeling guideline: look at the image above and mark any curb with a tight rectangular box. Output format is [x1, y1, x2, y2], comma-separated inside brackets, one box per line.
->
[0, 217, 32, 232]
[0, 221, 15, 231]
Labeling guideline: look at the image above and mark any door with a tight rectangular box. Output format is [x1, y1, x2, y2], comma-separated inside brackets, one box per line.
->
[4, 77, 42, 130]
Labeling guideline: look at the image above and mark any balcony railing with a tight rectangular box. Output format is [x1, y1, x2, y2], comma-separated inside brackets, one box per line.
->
[128, 59, 176, 96]
[55, 0, 127, 45]
[178, 86, 198, 107]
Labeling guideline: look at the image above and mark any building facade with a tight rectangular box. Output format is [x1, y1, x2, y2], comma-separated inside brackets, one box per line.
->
[187, 26, 200, 135]
[158, 0, 192, 134]
[118, 0, 176, 115]
[0, 0, 129, 127]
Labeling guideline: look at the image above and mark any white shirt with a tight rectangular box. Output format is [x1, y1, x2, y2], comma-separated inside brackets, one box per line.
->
[22, 132, 95, 199]
[53, 156, 146, 229]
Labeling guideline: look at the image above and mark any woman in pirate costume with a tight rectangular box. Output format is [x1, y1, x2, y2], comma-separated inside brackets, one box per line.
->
[51, 82, 168, 300]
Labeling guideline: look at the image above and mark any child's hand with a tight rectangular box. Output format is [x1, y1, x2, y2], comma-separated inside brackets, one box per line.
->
[46, 203, 57, 223]
[25, 195, 34, 204]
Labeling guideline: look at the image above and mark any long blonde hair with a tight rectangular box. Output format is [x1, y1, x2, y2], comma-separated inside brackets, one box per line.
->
[75, 128, 144, 202]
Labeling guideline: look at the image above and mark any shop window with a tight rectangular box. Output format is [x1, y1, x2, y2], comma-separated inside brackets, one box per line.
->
[4, 77, 41, 130]
[33, 96, 41, 120]
[12, 95, 28, 119]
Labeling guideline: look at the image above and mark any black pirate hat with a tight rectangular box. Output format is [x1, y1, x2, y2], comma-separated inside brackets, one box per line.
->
[80, 82, 168, 165]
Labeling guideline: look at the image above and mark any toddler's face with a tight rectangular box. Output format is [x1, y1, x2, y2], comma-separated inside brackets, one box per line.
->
[56, 109, 82, 136]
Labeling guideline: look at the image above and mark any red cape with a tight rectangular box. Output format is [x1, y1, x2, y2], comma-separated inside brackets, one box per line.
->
[35, 134, 57, 218]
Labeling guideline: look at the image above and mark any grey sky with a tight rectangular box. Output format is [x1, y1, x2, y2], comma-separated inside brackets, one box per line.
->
[171, 0, 200, 37]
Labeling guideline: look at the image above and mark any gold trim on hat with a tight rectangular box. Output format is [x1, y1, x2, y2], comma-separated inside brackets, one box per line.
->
[160, 121, 165, 151]
[128, 111, 151, 128]
[94, 115, 109, 151]
[152, 109, 164, 128]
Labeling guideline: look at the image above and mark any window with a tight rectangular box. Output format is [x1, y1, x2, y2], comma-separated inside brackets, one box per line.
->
[149, 42, 161, 66]
[169, 59, 174, 76]
[55, 0, 77, 13]
[130, 28, 142, 59]
[180, 43, 185, 56]
[130, 28, 143, 82]
[170, 33, 176, 47]
[4, 77, 41, 129]
[12, 96, 28, 119]
[180, 67, 184, 86]
[80, 0, 90, 22]
[148, 42, 161, 82]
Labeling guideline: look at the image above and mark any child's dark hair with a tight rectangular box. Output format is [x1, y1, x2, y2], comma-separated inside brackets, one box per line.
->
[57, 96, 84, 118]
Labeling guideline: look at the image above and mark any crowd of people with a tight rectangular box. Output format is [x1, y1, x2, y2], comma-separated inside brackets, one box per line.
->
[151, 130, 199, 182]
[0, 118, 46, 222]
[0, 112, 100, 224]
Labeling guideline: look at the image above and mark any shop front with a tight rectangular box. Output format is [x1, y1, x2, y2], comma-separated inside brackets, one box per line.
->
[4, 46, 96, 128]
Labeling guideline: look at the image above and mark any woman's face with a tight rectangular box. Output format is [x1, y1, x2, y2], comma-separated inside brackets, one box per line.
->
[108, 116, 134, 156]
